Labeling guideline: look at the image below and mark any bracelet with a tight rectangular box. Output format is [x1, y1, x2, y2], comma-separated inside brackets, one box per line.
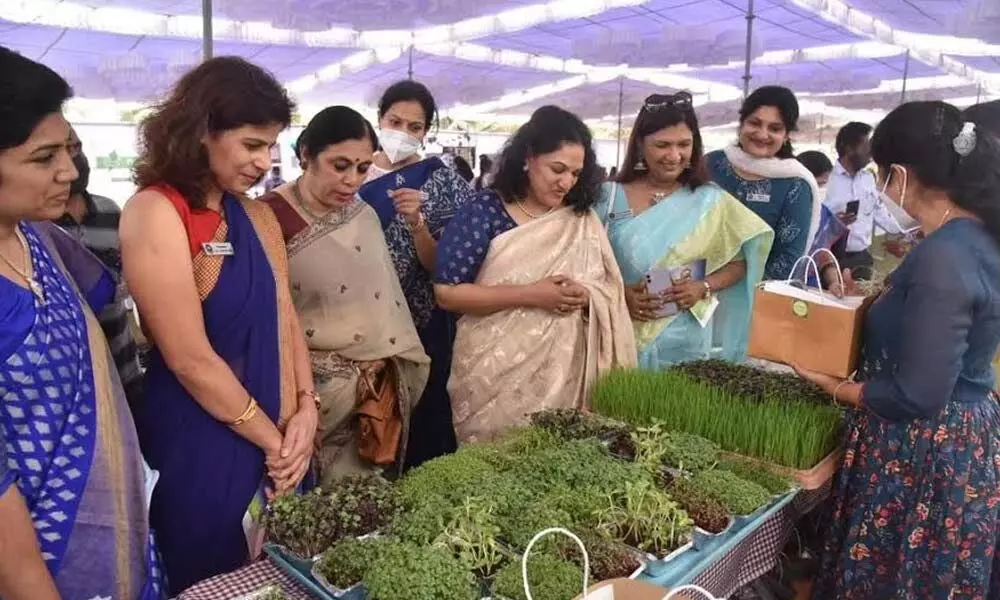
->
[407, 213, 427, 232]
[832, 380, 852, 405]
[701, 280, 712, 299]
[297, 389, 321, 409]
[230, 396, 259, 426]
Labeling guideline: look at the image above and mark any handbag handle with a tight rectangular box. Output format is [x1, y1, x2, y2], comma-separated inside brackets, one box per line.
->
[522, 528, 590, 600]
[810, 247, 845, 292]
[663, 584, 720, 599]
[785, 255, 821, 288]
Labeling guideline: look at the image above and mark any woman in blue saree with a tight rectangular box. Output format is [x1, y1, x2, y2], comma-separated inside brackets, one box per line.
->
[121, 58, 317, 594]
[596, 92, 772, 369]
[359, 80, 475, 469]
[0, 47, 162, 600]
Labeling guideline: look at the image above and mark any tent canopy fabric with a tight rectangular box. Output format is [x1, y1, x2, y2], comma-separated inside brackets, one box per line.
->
[2, 0, 998, 128]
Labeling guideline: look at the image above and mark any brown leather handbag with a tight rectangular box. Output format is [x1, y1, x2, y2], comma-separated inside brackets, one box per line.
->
[355, 362, 402, 465]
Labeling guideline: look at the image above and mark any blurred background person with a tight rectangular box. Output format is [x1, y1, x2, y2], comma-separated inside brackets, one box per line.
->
[474, 153, 493, 191]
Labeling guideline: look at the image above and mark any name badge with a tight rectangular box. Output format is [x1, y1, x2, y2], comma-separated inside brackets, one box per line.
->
[202, 242, 234, 256]
[609, 209, 634, 222]
[747, 192, 771, 204]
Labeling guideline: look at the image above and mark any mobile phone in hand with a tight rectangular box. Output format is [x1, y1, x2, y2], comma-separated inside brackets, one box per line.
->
[845, 200, 860, 216]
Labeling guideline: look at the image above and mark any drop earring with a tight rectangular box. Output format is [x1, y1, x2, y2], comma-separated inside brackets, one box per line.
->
[635, 158, 648, 172]
[522, 164, 529, 172]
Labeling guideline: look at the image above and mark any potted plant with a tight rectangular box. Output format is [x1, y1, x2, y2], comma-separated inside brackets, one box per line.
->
[630, 424, 719, 474]
[362, 541, 479, 600]
[672, 359, 829, 405]
[688, 469, 773, 517]
[559, 532, 646, 581]
[529, 408, 629, 441]
[313, 537, 387, 594]
[391, 494, 454, 545]
[665, 478, 733, 549]
[492, 553, 585, 600]
[717, 456, 794, 495]
[596, 479, 694, 557]
[433, 497, 508, 579]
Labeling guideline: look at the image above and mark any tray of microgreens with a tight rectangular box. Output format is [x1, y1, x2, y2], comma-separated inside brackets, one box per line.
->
[262, 404, 798, 600]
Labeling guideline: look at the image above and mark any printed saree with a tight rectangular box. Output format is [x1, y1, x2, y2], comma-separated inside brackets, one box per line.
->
[598, 182, 773, 369]
[135, 189, 298, 595]
[0, 221, 162, 600]
[448, 207, 637, 443]
[263, 191, 429, 487]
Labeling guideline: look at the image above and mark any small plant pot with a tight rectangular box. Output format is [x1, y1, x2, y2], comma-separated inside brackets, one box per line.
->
[311, 563, 364, 599]
[642, 541, 694, 578]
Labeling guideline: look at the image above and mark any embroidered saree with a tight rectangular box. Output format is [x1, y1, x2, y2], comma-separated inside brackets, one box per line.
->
[135, 188, 298, 594]
[448, 207, 637, 443]
[0, 221, 162, 600]
[596, 183, 773, 369]
[360, 156, 473, 468]
[262, 191, 429, 487]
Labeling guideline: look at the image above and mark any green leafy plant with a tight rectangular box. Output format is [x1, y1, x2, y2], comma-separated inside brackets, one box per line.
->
[537, 485, 606, 530]
[673, 359, 829, 405]
[630, 424, 719, 474]
[315, 537, 387, 590]
[459, 426, 562, 471]
[509, 438, 652, 495]
[596, 479, 693, 555]
[689, 469, 773, 516]
[718, 456, 794, 495]
[591, 369, 840, 469]
[266, 475, 401, 557]
[397, 452, 531, 514]
[363, 541, 478, 600]
[391, 494, 454, 545]
[433, 497, 508, 577]
[492, 553, 585, 600]
[559, 532, 642, 582]
[666, 478, 731, 534]
[529, 409, 629, 441]
[498, 502, 575, 554]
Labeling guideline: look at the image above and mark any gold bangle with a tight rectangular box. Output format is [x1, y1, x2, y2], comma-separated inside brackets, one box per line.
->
[297, 389, 321, 409]
[230, 396, 258, 426]
[832, 380, 851, 405]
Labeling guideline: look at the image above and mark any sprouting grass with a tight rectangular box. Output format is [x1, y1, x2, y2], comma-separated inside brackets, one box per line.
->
[590, 369, 840, 470]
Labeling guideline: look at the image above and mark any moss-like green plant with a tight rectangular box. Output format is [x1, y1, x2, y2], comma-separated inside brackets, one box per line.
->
[591, 369, 840, 469]
[315, 537, 387, 590]
[666, 478, 731, 534]
[558, 532, 642, 582]
[537, 485, 606, 530]
[391, 494, 454, 545]
[434, 497, 508, 577]
[630, 424, 719, 474]
[596, 479, 693, 555]
[717, 456, 794, 495]
[509, 438, 652, 494]
[492, 554, 585, 600]
[397, 452, 531, 514]
[265, 475, 401, 558]
[459, 426, 561, 471]
[529, 409, 629, 441]
[497, 502, 575, 554]
[689, 469, 773, 516]
[363, 541, 478, 600]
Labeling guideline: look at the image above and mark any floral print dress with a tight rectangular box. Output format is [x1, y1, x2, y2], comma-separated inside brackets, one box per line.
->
[815, 218, 1000, 600]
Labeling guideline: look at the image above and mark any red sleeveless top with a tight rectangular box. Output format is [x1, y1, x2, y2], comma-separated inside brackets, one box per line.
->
[150, 184, 224, 258]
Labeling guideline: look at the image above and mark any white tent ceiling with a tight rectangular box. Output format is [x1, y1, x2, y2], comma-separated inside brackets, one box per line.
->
[2, 0, 999, 130]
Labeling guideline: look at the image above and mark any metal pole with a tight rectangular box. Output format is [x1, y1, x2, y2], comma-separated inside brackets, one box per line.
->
[615, 77, 625, 168]
[817, 112, 824, 145]
[899, 50, 910, 104]
[407, 45, 414, 80]
[976, 83, 983, 105]
[201, 0, 213, 60]
[742, 0, 756, 99]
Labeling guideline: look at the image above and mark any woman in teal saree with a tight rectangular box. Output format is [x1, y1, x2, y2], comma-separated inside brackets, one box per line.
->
[596, 93, 773, 369]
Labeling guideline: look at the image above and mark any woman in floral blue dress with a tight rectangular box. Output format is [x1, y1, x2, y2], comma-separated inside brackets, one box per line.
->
[796, 101, 1000, 599]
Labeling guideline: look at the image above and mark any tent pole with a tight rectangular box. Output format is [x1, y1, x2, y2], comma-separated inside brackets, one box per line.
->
[976, 83, 983, 105]
[742, 0, 755, 99]
[899, 50, 910, 104]
[616, 76, 625, 168]
[201, 0, 213, 60]
[407, 44, 414, 80]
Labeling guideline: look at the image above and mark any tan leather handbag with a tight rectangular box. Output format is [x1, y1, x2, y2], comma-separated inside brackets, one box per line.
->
[355, 362, 402, 465]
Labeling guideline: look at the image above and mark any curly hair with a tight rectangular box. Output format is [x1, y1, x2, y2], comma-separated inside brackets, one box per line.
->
[133, 56, 294, 209]
[491, 106, 601, 213]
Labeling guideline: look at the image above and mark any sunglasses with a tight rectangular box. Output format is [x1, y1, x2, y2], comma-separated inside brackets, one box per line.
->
[643, 91, 693, 112]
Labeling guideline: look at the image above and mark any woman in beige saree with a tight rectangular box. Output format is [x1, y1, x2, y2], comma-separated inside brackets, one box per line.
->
[262, 107, 429, 484]
[435, 106, 636, 443]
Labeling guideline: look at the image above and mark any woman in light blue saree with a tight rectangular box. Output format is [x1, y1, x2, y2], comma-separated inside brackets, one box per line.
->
[596, 93, 773, 369]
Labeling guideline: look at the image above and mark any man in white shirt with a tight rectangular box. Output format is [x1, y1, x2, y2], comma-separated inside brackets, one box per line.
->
[822, 122, 899, 280]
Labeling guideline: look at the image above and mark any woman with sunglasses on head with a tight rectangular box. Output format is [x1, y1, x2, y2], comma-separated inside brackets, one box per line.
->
[0, 47, 163, 600]
[260, 107, 429, 485]
[706, 86, 820, 281]
[120, 58, 317, 593]
[795, 101, 1000, 599]
[597, 93, 772, 369]
[434, 106, 636, 443]
[358, 80, 475, 469]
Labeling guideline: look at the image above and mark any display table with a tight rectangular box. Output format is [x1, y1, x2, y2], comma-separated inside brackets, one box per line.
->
[176, 559, 314, 600]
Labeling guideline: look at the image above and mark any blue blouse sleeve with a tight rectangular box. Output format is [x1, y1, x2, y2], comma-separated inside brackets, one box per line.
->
[766, 179, 813, 280]
[863, 241, 976, 421]
[434, 194, 514, 285]
[0, 424, 14, 497]
[593, 182, 615, 225]
[424, 165, 477, 240]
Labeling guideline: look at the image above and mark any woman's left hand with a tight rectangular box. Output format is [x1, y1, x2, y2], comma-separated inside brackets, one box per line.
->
[390, 188, 425, 226]
[660, 280, 707, 311]
[267, 404, 318, 497]
[792, 363, 840, 394]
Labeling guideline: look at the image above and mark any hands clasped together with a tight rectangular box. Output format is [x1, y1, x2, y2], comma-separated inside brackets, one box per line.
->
[531, 275, 590, 315]
[624, 279, 705, 322]
[264, 402, 318, 500]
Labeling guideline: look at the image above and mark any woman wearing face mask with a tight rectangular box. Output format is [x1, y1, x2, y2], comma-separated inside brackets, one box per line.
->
[706, 86, 820, 281]
[0, 47, 163, 600]
[359, 80, 474, 469]
[595, 93, 772, 368]
[434, 106, 636, 443]
[260, 107, 429, 485]
[795, 101, 1000, 599]
[120, 58, 317, 594]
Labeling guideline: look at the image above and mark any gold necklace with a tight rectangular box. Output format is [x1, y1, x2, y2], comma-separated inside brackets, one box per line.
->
[0, 225, 44, 303]
[937, 207, 953, 229]
[292, 177, 340, 221]
[514, 199, 553, 220]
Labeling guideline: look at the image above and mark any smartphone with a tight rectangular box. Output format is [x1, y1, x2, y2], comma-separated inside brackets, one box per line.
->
[845, 200, 860, 217]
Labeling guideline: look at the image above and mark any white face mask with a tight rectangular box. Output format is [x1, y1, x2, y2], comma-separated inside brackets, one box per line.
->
[879, 164, 921, 234]
[378, 128, 422, 165]
[816, 185, 827, 203]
